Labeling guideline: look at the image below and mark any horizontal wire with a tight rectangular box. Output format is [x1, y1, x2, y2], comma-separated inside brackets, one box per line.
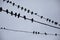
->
[0, 7, 60, 29]
[0, 27, 60, 36]
[2, 0, 60, 26]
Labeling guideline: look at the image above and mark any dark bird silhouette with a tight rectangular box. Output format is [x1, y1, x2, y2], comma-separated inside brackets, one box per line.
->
[18, 13, 20, 18]
[9, 1, 12, 3]
[31, 18, 34, 23]
[23, 15, 26, 20]
[41, 16, 43, 19]
[27, 10, 30, 13]
[35, 13, 37, 15]
[7, 0, 9, 3]
[6, 9, 9, 14]
[14, 13, 17, 17]
[17, 5, 20, 8]
[54, 22, 58, 25]
[13, 3, 15, 6]
[24, 8, 27, 11]
[21, 7, 23, 10]
[10, 11, 13, 16]
[31, 11, 33, 15]
[0, 7, 2, 12]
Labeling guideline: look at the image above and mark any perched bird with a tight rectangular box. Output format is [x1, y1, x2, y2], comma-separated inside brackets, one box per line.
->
[13, 3, 15, 6]
[23, 15, 26, 20]
[7, 0, 9, 3]
[0, 7, 2, 12]
[21, 7, 23, 10]
[27, 10, 30, 13]
[6, 9, 9, 14]
[18, 13, 20, 18]
[31, 18, 34, 23]
[10, 11, 13, 16]
[17, 5, 20, 8]
[24, 8, 27, 11]
[31, 11, 33, 15]
[14, 13, 17, 17]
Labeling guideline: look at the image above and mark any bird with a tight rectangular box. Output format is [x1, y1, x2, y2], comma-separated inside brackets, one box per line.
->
[6, 9, 9, 14]
[9, 1, 12, 3]
[54, 22, 58, 25]
[27, 10, 30, 13]
[0, 7, 2, 12]
[31, 11, 33, 15]
[21, 7, 23, 10]
[44, 32, 47, 35]
[23, 15, 26, 20]
[17, 5, 20, 8]
[7, 0, 9, 3]
[18, 13, 20, 18]
[13, 3, 15, 6]
[24, 8, 27, 11]
[10, 11, 13, 16]
[41, 16, 43, 19]
[35, 13, 37, 15]
[14, 13, 17, 17]
[31, 18, 34, 23]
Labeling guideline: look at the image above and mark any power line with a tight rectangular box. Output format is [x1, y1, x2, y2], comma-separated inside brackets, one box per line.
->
[0, 7, 60, 29]
[0, 27, 60, 36]
[2, 0, 60, 26]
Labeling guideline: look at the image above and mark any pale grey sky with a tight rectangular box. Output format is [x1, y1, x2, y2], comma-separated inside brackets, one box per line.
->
[0, 0, 60, 40]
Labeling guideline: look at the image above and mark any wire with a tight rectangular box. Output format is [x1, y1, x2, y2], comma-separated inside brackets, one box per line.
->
[0, 27, 60, 36]
[0, 7, 60, 29]
[2, 0, 60, 26]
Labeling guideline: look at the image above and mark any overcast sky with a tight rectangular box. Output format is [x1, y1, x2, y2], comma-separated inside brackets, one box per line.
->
[0, 0, 60, 40]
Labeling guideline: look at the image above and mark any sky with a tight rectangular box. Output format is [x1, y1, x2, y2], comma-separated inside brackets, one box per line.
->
[0, 0, 60, 40]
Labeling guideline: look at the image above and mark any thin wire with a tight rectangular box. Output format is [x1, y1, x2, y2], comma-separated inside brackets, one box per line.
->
[2, 0, 60, 26]
[0, 27, 60, 36]
[0, 7, 60, 29]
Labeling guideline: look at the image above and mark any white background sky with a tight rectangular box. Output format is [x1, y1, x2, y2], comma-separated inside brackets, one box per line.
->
[0, 0, 60, 40]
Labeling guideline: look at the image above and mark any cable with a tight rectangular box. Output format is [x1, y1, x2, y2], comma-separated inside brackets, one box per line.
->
[2, 0, 60, 26]
[0, 27, 60, 36]
[0, 7, 60, 29]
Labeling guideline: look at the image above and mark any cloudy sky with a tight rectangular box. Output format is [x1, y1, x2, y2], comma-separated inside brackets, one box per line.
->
[0, 0, 60, 40]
